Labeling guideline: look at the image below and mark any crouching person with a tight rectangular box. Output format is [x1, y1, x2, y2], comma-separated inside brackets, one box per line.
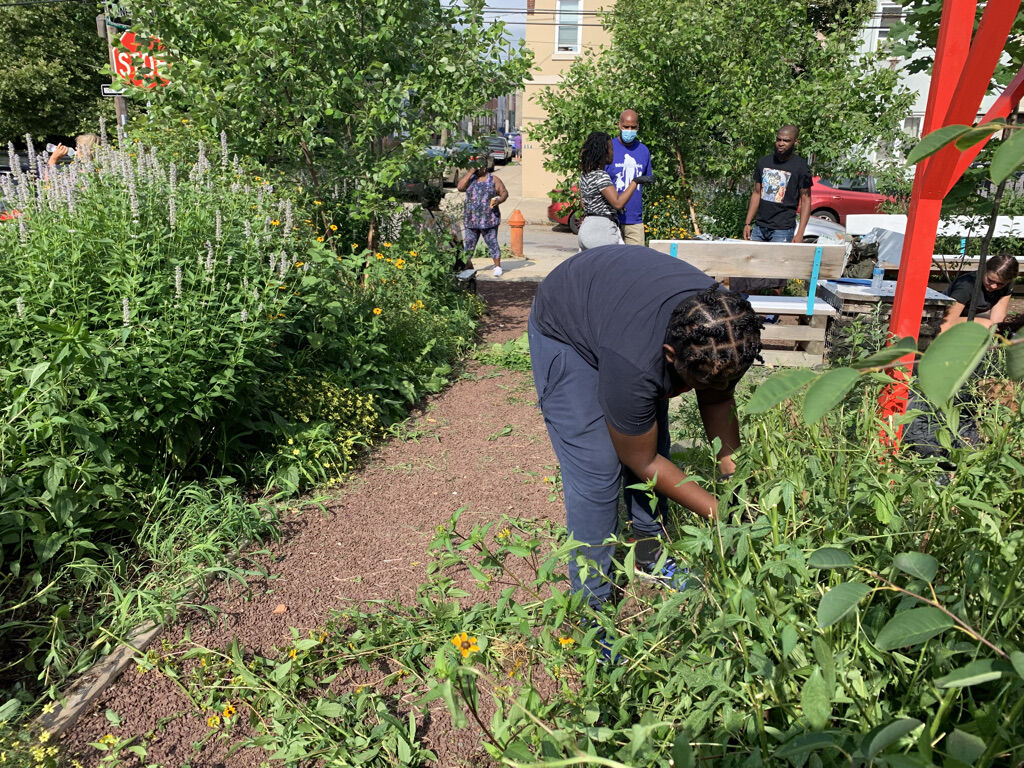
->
[527, 244, 762, 607]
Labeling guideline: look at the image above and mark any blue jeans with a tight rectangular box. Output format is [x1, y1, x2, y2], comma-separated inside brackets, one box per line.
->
[527, 314, 669, 606]
[751, 224, 794, 242]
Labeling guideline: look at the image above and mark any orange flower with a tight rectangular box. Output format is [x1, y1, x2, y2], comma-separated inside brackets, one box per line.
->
[450, 632, 479, 658]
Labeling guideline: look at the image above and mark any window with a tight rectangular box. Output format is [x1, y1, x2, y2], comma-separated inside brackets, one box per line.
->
[556, 0, 582, 54]
[877, 4, 903, 42]
[903, 116, 921, 138]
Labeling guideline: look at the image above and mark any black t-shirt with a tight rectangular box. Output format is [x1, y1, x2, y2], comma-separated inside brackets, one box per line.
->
[947, 271, 1012, 316]
[531, 245, 716, 435]
[753, 153, 812, 230]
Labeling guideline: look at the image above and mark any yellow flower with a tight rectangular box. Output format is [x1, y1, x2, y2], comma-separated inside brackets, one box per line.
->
[292, 448, 299, 456]
[394, 259, 406, 269]
[271, 219, 280, 226]
[319, 632, 328, 642]
[497, 527, 511, 540]
[372, 307, 382, 315]
[295, 261, 305, 267]
[181, 118, 189, 123]
[207, 715, 220, 728]
[330, 224, 338, 231]
[40, 702, 56, 715]
[289, 648, 297, 658]
[316, 236, 324, 242]
[99, 734, 116, 745]
[558, 636, 575, 647]
[279, 285, 287, 290]
[314, 200, 323, 205]
[222, 703, 237, 718]
[376, 252, 383, 259]
[352, 243, 359, 249]
[451, 632, 479, 658]
[408, 249, 417, 257]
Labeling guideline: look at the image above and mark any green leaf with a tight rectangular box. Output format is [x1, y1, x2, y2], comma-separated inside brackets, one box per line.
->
[24, 361, 50, 387]
[875, 607, 954, 650]
[808, 547, 855, 569]
[800, 668, 831, 730]
[802, 367, 860, 424]
[670, 733, 695, 768]
[935, 659, 1010, 688]
[0, 699, 21, 721]
[906, 124, 972, 165]
[861, 718, 923, 758]
[1011, 651, 1024, 680]
[774, 732, 843, 759]
[851, 336, 918, 370]
[744, 368, 818, 414]
[316, 700, 344, 718]
[944, 729, 986, 764]
[1006, 334, 1024, 381]
[917, 322, 991, 407]
[817, 582, 871, 627]
[990, 124, 1024, 185]
[953, 122, 1004, 150]
[892, 552, 938, 583]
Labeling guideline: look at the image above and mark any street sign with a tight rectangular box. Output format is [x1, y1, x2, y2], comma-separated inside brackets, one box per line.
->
[111, 30, 169, 89]
[101, 84, 126, 98]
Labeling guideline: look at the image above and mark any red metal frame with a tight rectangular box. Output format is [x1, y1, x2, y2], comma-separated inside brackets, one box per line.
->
[879, 0, 1022, 426]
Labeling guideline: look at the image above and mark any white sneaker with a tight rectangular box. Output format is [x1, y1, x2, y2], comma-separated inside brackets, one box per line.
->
[493, 266, 503, 277]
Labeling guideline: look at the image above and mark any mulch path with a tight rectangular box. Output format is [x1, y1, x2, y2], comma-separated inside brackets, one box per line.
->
[62, 281, 560, 767]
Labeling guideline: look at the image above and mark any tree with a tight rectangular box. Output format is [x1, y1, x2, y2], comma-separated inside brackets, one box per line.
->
[126, 0, 531, 241]
[0, 2, 111, 145]
[532, 0, 913, 223]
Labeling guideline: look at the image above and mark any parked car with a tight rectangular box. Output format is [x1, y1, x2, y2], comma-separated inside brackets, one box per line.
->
[445, 141, 490, 181]
[810, 176, 889, 226]
[485, 135, 512, 164]
[547, 185, 582, 234]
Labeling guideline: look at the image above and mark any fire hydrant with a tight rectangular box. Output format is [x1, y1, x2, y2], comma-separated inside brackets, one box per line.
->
[509, 209, 525, 259]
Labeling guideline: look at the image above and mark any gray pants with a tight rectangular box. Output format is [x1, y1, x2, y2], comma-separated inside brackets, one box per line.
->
[528, 314, 669, 606]
[577, 215, 623, 251]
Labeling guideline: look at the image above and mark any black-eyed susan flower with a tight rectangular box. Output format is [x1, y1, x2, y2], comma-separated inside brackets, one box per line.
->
[451, 632, 479, 658]
[558, 636, 575, 647]
[316, 236, 324, 242]
[207, 715, 220, 728]
[223, 703, 237, 719]
[373, 307, 382, 315]
[394, 258, 406, 269]
[329, 224, 338, 231]
[289, 648, 297, 659]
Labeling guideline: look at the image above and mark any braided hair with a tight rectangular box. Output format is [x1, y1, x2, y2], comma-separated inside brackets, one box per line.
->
[581, 131, 612, 173]
[665, 286, 763, 385]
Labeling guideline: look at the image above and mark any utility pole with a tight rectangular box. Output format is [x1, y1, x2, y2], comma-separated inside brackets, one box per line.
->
[97, 6, 129, 127]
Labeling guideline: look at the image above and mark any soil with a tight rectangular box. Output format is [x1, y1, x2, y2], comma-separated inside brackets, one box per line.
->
[61, 281, 557, 767]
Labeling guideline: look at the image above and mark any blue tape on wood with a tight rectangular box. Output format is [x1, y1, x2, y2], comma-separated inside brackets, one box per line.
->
[670, 242, 678, 259]
[806, 245, 822, 315]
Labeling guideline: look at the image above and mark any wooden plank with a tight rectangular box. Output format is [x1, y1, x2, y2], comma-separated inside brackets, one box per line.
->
[747, 295, 837, 316]
[759, 349, 825, 367]
[759, 324, 827, 342]
[648, 240, 847, 280]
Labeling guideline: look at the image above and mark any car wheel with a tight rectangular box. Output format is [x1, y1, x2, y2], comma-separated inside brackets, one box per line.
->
[811, 209, 839, 223]
[568, 211, 581, 235]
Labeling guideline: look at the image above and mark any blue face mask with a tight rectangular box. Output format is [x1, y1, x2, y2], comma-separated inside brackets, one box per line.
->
[620, 129, 638, 143]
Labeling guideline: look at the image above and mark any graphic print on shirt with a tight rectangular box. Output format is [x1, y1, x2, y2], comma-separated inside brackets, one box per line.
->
[760, 167, 791, 203]
[613, 153, 642, 190]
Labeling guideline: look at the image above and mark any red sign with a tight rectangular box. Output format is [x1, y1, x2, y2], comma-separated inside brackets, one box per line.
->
[112, 31, 170, 89]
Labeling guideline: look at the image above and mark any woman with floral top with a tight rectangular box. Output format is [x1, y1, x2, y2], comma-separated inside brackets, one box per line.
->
[457, 155, 508, 277]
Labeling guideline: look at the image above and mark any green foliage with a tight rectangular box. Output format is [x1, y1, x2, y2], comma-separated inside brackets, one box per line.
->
[642, 184, 694, 241]
[0, 3, 112, 144]
[532, 0, 913, 195]
[0, 129, 480, 696]
[95, 376, 1024, 765]
[477, 332, 532, 372]
[125, 0, 531, 233]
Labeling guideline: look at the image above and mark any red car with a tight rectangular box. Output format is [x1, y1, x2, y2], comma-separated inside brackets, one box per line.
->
[547, 185, 581, 234]
[810, 176, 889, 226]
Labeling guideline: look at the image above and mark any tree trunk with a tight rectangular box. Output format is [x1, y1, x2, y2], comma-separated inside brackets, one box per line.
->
[673, 145, 701, 236]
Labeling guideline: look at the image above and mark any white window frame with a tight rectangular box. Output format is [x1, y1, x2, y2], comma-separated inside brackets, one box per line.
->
[555, 0, 582, 55]
[877, 4, 903, 43]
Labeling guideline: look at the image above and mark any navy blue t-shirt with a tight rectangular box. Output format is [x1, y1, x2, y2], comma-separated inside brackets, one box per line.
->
[531, 245, 715, 435]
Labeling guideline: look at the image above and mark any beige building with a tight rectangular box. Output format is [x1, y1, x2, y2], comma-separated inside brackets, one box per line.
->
[521, 0, 613, 199]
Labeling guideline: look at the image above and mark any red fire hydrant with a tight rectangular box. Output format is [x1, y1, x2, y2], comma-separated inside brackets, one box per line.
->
[509, 209, 525, 259]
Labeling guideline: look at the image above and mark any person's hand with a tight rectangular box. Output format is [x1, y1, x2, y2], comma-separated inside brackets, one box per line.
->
[742, 224, 752, 240]
[489, 196, 500, 208]
[47, 144, 69, 166]
[634, 174, 655, 185]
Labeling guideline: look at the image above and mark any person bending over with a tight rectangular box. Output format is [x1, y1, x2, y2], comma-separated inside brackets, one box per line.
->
[528, 245, 762, 606]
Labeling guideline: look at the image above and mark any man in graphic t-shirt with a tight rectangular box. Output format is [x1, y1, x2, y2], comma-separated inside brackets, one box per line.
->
[605, 109, 653, 246]
[735, 125, 812, 294]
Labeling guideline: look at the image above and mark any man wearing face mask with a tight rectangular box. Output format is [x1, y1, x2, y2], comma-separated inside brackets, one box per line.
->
[605, 109, 652, 246]
[734, 124, 812, 295]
